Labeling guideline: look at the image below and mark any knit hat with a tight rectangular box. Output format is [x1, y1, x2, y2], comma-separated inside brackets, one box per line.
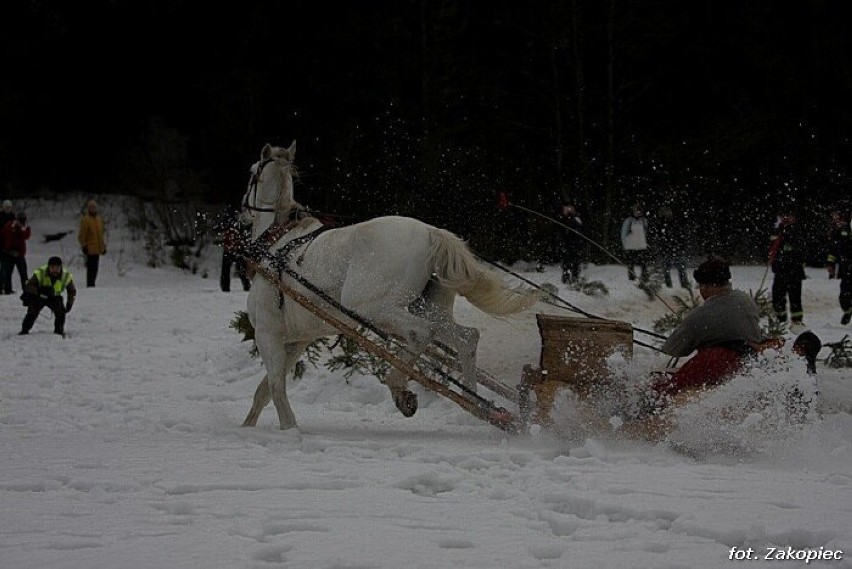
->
[48, 256, 63, 266]
[693, 258, 731, 285]
[2, 200, 11, 208]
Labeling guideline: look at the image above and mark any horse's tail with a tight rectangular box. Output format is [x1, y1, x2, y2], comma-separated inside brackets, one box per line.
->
[429, 228, 542, 316]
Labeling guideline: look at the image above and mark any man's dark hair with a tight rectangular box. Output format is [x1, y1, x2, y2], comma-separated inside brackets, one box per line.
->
[693, 258, 731, 285]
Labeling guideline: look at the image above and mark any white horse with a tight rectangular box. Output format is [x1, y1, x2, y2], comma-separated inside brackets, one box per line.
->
[241, 142, 540, 430]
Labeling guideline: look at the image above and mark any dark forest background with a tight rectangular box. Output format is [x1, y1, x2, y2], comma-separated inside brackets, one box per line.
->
[2, 1, 850, 263]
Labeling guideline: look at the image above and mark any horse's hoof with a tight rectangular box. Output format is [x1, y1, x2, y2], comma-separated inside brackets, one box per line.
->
[394, 391, 418, 417]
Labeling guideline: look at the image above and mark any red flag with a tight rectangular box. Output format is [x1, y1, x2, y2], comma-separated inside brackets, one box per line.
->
[497, 192, 510, 210]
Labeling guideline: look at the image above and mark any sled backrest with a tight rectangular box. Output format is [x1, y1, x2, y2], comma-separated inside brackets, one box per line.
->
[533, 314, 634, 419]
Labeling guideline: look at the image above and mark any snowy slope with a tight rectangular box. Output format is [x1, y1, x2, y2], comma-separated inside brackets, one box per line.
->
[1, 195, 850, 569]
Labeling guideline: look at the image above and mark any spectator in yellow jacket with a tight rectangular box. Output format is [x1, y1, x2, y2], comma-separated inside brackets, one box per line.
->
[78, 199, 106, 287]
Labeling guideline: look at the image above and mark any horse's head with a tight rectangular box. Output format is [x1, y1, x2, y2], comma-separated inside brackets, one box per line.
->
[242, 141, 297, 238]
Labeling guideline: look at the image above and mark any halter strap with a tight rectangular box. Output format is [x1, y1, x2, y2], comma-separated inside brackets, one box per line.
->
[242, 158, 277, 213]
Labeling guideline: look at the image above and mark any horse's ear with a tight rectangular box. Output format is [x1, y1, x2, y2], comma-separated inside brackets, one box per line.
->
[261, 143, 272, 160]
[285, 140, 296, 162]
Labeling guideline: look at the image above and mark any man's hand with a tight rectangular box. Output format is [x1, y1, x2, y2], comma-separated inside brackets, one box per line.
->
[828, 266, 836, 279]
[64, 302, 73, 314]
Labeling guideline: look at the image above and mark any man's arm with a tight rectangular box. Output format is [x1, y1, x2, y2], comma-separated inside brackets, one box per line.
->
[661, 310, 701, 357]
[78, 217, 88, 247]
[24, 275, 39, 296]
[64, 281, 77, 313]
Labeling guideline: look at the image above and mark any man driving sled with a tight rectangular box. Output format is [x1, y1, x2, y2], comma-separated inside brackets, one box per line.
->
[610, 257, 820, 441]
[653, 258, 772, 398]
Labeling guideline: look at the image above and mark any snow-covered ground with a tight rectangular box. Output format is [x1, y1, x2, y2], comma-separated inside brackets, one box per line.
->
[1, 195, 850, 569]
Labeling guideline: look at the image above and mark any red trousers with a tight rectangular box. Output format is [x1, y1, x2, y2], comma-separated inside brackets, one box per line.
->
[654, 346, 745, 397]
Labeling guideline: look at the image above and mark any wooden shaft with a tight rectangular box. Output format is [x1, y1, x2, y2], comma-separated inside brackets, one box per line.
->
[425, 346, 521, 405]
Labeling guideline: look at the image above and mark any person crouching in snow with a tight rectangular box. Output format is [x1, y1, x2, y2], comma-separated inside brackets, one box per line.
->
[653, 257, 772, 399]
[19, 256, 76, 337]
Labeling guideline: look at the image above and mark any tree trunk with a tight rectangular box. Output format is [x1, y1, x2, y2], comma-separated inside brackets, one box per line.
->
[571, 0, 589, 210]
[603, 0, 617, 251]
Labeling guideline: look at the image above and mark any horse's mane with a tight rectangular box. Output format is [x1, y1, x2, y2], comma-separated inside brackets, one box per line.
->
[269, 146, 299, 178]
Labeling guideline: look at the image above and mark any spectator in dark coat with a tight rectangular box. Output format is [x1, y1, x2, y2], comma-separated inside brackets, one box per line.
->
[769, 206, 809, 330]
[215, 208, 252, 292]
[0, 211, 32, 294]
[826, 209, 852, 325]
[0, 200, 14, 226]
[0, 200, 15, 293]
[558, 203, 584, 284]
[655, 206, 690, 289]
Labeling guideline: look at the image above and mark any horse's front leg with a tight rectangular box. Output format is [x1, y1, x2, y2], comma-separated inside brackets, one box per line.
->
[268, 342, 308, 430]
[242, 375, 270, 427]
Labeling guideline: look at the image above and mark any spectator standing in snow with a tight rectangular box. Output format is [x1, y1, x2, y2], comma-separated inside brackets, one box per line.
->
[654, 206, 690, 289]
[826, 209, 852, 325]
[769, 206, 808, 330]
[0, 201, 17, 293]
[0, 200, 14, 226]
[558, 202, 584, 284]
[0, 211, 32, 294]
[19, 256, 76, 337]
[655, 258, 767, 397]
[825, 209, 846, 277]
[78, 199, 107, 287]
[620, 203, 649, 281]
[215, 208, 252, 292]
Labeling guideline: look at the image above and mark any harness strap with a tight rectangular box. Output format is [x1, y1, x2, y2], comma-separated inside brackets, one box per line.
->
[270, 226, 330, 308]
[241, 213, 304, 263]
[240, 214, 330, 310]
[273, 226, 330, 268]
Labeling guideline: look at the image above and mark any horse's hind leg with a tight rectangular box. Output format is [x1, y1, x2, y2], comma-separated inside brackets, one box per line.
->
[419, 281, 481, 392]
[433, 321, 480, 392]
[242, 375, 270, 427]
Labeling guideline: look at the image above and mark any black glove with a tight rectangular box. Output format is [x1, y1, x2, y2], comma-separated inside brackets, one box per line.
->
[82, 246, 88, 255]
[64, 302, 73, 314]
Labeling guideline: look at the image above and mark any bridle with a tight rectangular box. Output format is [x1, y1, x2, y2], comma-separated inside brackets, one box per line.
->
[242, 157, 285, 213]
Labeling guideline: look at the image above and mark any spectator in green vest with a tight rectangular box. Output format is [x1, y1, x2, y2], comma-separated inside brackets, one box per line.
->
[19, 256, 76, 337]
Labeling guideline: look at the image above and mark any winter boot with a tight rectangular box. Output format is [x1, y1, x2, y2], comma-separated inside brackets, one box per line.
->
[842, 311, 852, 326]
